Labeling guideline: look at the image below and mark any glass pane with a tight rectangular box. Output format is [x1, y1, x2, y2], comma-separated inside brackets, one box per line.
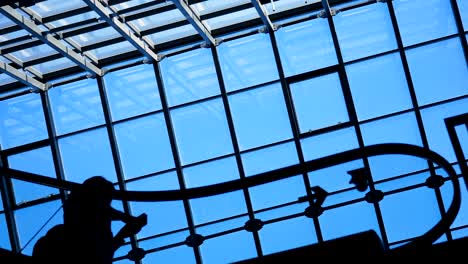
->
[290, 73, 349, 133]
[0, 214, 9, 250]
[29, 0, 85, 17]
[256, 203, 306, 222]
[114, 114, 174, 179]
[319, 202, 381, 241]
[334, 2, 397, 62]
[393, 0, 457, 46]
[138, 230, 189, 252]
[204, 8, 257, 30]
[142, 245, 195, 264]
[31, 57, 76, 75]
[259, 217, 317, 255]
[458, 0, 468, 30]
[301, 127, 359, 161]
[441, 177, 468, 229]
[346, 52, 412, 121]
[421, 98, 468, 162]
[360, 112, 422, 146]
[127, 179, 188, 238]
[369, 155, 428, 182]
[10, 45, 57, 63]
[160, 48, 221, 107]
[229, 83, 293, 150]
[200, 231, 257, 264]
[308, 160, 364, 207]
[249, 175, 306, 211]
[8, 147, 58, 203]
[48, 78, 105, 135]
[0, 94, 48, 150]
[59, 128, 118, 184]
[377, 171, 430, 193]
[125, 171, 179, 192]
[190, 190, 247, 225]
[104, 64, 162, 121]
[87, 42, 138, 60]
[171, 98, 233, 165]
[380, 187, 440, 243]
[183, 156, 239, 188]
[217, 33, 279, 92]
[242, 142, 298, 177]
[275, 17, 337, 77]
[406, 38, 468, 106]
[196, 216, 248, 237]
[14, 200, 63, 255]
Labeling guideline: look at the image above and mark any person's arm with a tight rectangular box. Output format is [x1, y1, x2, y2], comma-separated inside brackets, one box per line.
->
[109, 207, 133, 223]
[112, 213, 148, 251]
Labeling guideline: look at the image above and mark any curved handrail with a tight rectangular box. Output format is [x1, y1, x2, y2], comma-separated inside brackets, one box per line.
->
[1, 143, 461, 250]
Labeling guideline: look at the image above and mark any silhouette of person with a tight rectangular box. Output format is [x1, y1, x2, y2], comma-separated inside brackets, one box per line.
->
[33, 176, 147, 264]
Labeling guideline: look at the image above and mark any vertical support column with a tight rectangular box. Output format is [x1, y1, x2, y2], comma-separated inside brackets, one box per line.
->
[321, 0, 390, 248]
[450, 0, 468, 64]
[40, 92, 67, 202]
[151, 62, 203, 264]
[266, 30, 324, 243]
[386, 0, 453, 242]
[210, 45, 265, 257]
[445, 114, 468, 191]
[0, 149, 20, 252]
[96, 76, 141, 264]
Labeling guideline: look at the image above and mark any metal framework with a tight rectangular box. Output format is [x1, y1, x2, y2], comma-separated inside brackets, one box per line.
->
[82, 0, 162, 62]
[0, 0, 467, 263]
[0, 5, 103, 77]
[171, 0, 217, 47]
[0, 61, 47, 91]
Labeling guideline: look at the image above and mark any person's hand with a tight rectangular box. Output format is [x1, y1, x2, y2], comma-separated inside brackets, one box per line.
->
[118, 213, 147, 238]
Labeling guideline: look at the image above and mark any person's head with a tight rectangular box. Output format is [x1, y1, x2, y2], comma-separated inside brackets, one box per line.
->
[81, 176, 115, 204]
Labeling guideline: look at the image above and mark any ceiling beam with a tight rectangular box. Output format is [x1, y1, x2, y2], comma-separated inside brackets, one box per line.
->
[170, 0, 217, 46]
[82, 0, 162, 62]
[251, 0, 277, 31]
[0, 61, 47, 91]
[0, 6, 103, 76]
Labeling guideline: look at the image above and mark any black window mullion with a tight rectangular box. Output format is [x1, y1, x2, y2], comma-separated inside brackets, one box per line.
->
[40, 92, 67, 202]
[0, 153, 20, 252]
[151, 62, 203, 264]
[267, 30, 325, 243]
[450, 0, 468, 65]
[386, 0, 453, 242]
[321, 0, 390, 249]
[210, 45, 265, 258]
[96, 76, 140, 264]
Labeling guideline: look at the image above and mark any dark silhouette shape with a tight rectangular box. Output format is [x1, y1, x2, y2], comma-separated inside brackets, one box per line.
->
[32, 176, 147, 264]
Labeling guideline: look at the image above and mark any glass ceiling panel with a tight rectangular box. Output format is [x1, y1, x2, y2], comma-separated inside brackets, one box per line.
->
[129, 8, 185, 32]
[191, 0, 250, 16]
[69, 27, 121, 47]
[112, 0, 154, 10]
[204, 8, 259, 30]
[29, 57, 76, 75]
[86, 41, 138, 60]
[28, 0, 87, 18]
[47, 11, 98, 28]
[0, 14, 15, 28]
[263, 0, 321, 13]
[9, 44, 57, 63]
[0, 30, 30, 42]
[148, 24, 198, 46]
[0, 74, 16, 86]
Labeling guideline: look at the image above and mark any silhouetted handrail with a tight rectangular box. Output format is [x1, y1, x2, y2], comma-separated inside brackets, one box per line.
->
[0, 143, 461, 250]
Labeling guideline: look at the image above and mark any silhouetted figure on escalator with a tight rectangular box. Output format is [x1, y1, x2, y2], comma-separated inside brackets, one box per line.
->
[33, 176, 147, 264]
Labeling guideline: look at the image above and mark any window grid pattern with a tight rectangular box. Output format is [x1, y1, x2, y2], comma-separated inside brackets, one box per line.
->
[0, 1, 467, 263]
